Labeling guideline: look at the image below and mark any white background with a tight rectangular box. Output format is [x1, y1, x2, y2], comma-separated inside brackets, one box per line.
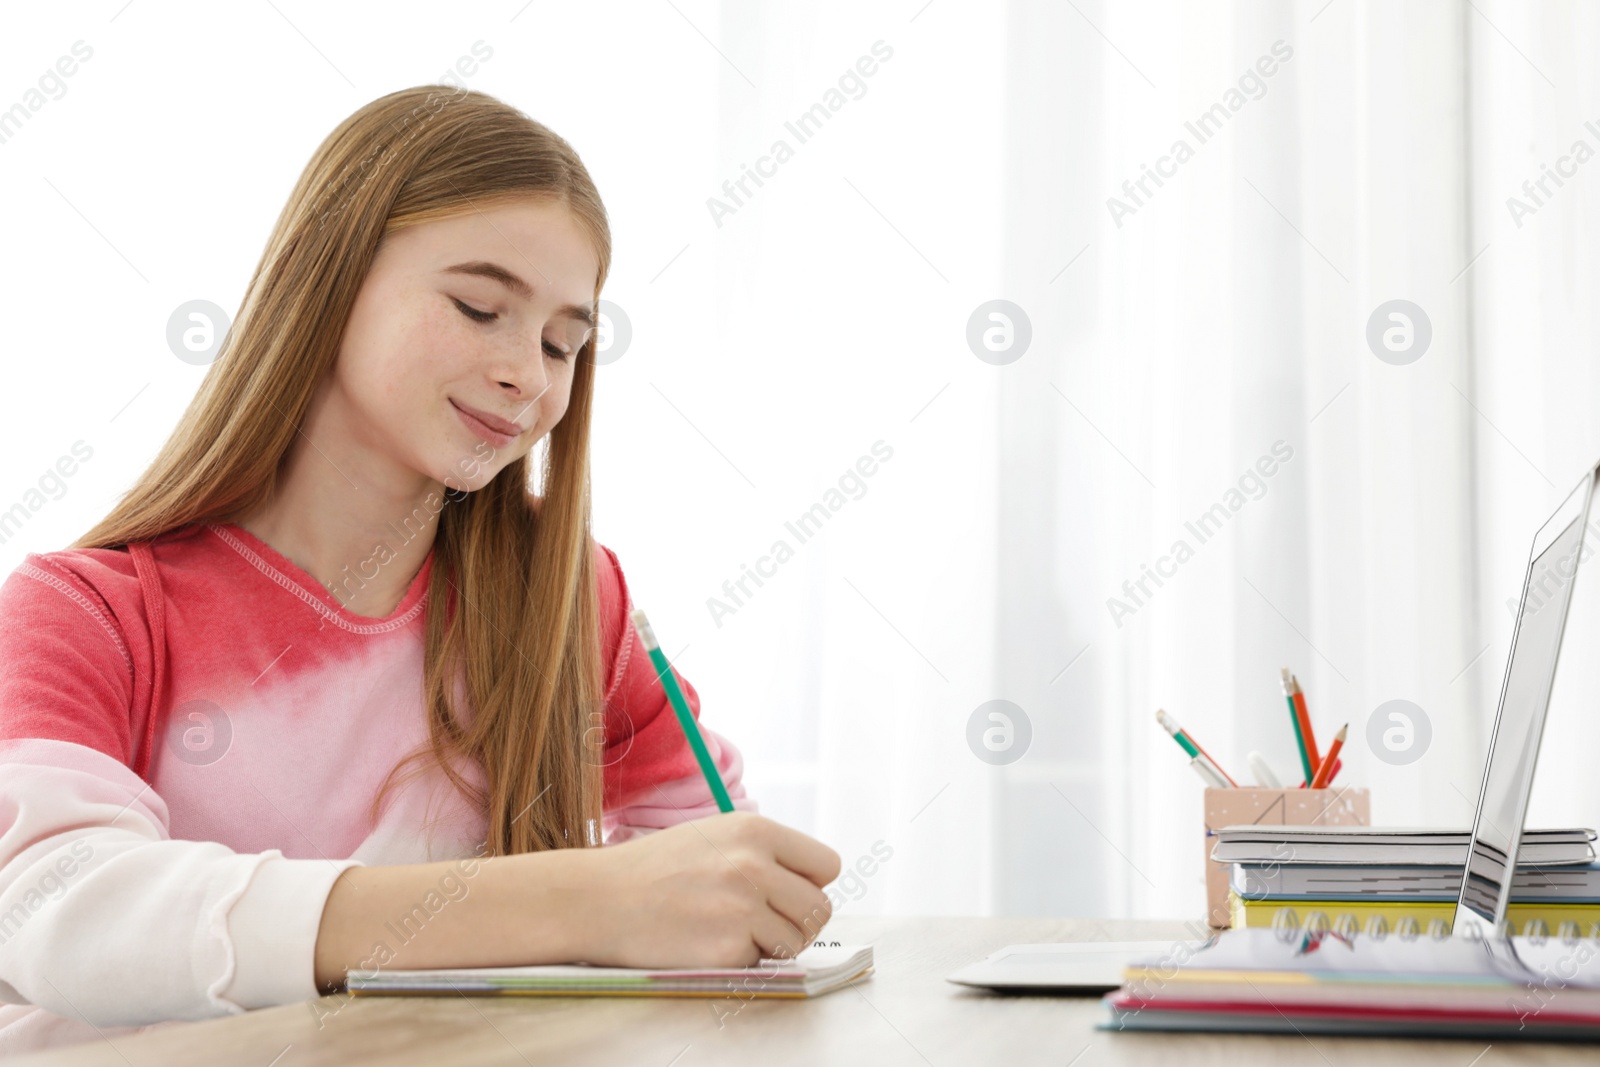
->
[3, 0, 1599, 923]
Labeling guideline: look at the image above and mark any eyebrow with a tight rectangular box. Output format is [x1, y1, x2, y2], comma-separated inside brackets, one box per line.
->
[441, 260, 596, 328]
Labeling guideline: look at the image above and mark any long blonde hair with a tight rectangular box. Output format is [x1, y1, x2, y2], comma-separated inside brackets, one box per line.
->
[74, 86, 612, 855]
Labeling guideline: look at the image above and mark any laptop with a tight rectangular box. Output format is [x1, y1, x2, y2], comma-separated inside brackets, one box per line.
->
[1454, 460, 1600, 936]
[948, 459, 1600, 993]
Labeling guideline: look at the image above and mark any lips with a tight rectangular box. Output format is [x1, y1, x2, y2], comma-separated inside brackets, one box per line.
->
[450, 399, 525, 438]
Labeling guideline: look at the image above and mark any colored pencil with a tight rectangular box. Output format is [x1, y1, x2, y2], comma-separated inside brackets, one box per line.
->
[1290, 673, 1322, 771]
[1155, 709, 1239, 787]
[1309, 724, 1348, 790]
[1280, 668, 1314, 786]
[631, 609, 734, 813]
[1293, 672, 1342, 782]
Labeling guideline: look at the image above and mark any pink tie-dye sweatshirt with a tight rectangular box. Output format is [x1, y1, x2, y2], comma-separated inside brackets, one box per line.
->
[0, 520, 750, 1053]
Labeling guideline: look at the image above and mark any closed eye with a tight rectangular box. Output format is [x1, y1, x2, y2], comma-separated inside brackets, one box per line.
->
[452, 297, 496, 323]
[455, 297, 571, 361]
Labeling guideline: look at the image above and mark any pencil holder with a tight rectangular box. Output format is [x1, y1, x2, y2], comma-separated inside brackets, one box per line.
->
[1202, 787, 1370, 928]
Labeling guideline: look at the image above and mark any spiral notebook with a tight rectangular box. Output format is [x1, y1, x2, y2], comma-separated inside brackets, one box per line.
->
[1229, 894, 1600, 938]
[1229, 855, 1600, 937]
[346, 943, 874, 998]
[1103, 927, 1600, 1039]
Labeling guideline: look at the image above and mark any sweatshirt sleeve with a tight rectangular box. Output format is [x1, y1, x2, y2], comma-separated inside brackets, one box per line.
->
[591, 544, 756, 843]
[0, 559, 358, 1028]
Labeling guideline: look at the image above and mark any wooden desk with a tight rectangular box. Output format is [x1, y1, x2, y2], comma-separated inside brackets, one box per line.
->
[13, 916, 1590, 1065]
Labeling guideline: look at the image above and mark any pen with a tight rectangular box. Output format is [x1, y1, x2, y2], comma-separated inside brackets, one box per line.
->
[1155, 709, 1239, 787]
[1280, 668, 1314, 786]
[631, 609, 735, 813]
[1309, 724, 1348, 790]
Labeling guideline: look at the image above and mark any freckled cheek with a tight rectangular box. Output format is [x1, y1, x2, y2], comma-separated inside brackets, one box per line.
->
[370, 350, 440, 426]
[399, 337, 471, 418]
[411, 313, 471, 374]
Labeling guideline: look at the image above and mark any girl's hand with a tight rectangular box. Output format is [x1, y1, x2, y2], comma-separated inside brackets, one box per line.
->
[580, 812, 842, 968]
[313, 812, 842, 988]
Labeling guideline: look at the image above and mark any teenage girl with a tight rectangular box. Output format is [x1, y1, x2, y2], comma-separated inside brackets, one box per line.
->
[0, 86, 840, 1053]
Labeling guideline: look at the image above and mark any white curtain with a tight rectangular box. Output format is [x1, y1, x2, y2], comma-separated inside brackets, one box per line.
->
[992, 0, 1488, 919]
[1466, 1, 1600, 837]
[985, 0, 1600, 919]
[8, 0, 1600, 924]
[617, 0, 1600, 922]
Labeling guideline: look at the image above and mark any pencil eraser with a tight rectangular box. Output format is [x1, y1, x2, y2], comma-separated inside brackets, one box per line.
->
[630, 609, 658, 650]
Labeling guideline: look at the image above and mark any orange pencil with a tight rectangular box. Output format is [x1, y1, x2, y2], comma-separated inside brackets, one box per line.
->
[1290, 674, 1321, 771]
[1309, 724, 1347, 789]
[1293, 673, 1341, 782]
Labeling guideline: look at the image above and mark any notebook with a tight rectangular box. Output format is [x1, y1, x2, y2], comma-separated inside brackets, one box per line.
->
[1228, 893, 1600, 936]
[1226, 853, 1600, 935]
[1210, 826, 1597, 867]
[1103, 927, 1600, 1039]
[346, 943, 874, 998]
[1231, 859, 1600, 900]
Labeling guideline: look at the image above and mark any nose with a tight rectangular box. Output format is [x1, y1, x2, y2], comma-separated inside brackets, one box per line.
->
[494, 341, 551, 405]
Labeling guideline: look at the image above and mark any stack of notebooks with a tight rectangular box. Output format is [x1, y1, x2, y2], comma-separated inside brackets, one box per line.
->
[347, 944, 874, 999]
[1104, 927, 1600, 1039]
[1214, 825, 1600, 934]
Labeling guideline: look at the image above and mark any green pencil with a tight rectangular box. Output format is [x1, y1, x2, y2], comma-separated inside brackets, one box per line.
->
[631, 609, 735, 813]
[1280, 667, 1313, 786]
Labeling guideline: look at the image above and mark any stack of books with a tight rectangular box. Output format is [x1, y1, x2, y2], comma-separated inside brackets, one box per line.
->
[1214, 825, 1600, 934]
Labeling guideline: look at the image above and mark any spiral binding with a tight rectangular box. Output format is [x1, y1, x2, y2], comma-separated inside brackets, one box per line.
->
[1267, 906, 1600, 943]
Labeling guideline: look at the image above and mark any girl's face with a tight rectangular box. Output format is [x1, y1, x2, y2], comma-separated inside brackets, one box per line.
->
[330, 196, 600, 493]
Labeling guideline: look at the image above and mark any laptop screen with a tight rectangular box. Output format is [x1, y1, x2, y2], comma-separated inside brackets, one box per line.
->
[1454, 467, 1599, 935]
